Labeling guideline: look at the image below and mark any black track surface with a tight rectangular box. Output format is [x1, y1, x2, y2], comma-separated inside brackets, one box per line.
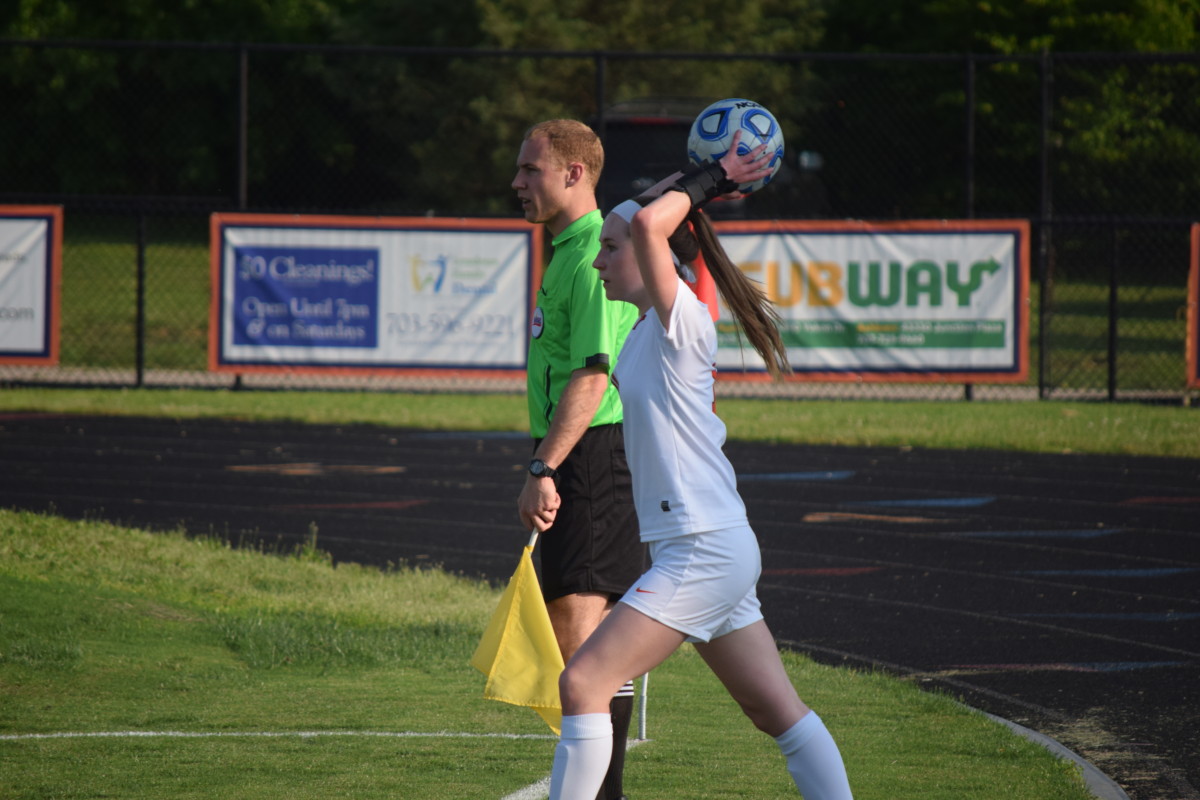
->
[2, 413, 1197, 800]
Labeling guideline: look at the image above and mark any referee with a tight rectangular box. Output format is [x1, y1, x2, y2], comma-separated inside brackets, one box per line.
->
[511, 118, 644, 800]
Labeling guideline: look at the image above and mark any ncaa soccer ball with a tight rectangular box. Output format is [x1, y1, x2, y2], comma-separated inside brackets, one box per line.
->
[687, 98, 784, 194]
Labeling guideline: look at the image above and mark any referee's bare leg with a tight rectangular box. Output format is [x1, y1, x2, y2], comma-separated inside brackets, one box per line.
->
[547, 593, 611, 663]
[548, 592, 632, 800]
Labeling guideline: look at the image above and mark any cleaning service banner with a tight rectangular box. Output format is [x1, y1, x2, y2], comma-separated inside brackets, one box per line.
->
[210, 214, 540, 374]
[0, 206, 62, 365]
[712, 219, 1030, 382]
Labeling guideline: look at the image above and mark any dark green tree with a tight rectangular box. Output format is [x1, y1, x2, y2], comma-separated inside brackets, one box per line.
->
[0, 0, 342, 199]
[1, 0, 827, 213]
[816, 0, 1200, 218]
[309, 0, 825, 214]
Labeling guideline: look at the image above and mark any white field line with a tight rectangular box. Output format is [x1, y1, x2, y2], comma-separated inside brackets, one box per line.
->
[0, 730, 556, 741]
[498, 739, 649, 800]
[500, 775, 552, 800]
[1, 730, 650, 800]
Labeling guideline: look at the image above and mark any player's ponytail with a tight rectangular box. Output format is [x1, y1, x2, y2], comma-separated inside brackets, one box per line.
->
[684, 209, 791, 380]
[626, 195, 789, 380]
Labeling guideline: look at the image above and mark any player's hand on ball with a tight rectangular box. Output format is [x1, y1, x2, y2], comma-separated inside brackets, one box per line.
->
[687, 98, 784, 195]
[717, 130, 774, 200]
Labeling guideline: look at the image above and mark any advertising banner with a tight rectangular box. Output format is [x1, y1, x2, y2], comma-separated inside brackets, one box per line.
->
[712, 219, 1030, 382]
[210, 214, 541, 374]
[0, 206, 62, 365]
[1188, 223, 1199, 388]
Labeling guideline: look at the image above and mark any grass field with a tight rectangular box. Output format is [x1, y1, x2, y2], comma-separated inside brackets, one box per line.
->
[0, 510, 1094, 800]
[58, 215, 209, 371]
[2, 386, 1199, 458]
[4, 364, 1194, 797]
[1037, 282, 1189, 391]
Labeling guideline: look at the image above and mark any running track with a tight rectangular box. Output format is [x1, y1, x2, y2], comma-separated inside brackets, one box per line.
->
[1, 413, 1197, 800]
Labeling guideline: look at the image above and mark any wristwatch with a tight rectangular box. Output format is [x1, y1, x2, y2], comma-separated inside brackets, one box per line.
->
[528, 458, 559, 481]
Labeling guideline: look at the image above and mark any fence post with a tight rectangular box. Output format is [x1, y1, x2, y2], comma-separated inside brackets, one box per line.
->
[964, 53, 976, 220]
[1107, 227, 1120, 402]
[1036, 49, 1054, 399]
[593, 52, 607, 126]
[135, 212, 147, 388]
[593, 53, 608, 207]
[963, 54, 976, 402]
[237, 43, 249, 210]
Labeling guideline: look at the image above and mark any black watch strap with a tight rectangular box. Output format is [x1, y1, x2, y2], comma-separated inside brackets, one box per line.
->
[529, 459, 559, 480]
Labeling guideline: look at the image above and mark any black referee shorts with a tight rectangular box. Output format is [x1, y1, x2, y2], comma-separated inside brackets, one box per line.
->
[536, 423, 645, 603]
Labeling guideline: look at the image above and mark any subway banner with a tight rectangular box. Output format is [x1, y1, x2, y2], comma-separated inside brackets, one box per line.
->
[0, 206, 62, 366]
[210, 214, 541, 374]
[1188, 223, 1200, 388]
[711, 219, 1031, 382]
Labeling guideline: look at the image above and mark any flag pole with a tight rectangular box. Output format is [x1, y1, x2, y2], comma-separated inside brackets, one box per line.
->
[524, 527, 650, 739]
[470, 527, 564, 733]
[638, 672, 649, 740]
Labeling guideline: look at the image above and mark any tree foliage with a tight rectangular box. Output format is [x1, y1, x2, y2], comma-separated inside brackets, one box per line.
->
[453, 0, 824, 213]
[1, 0, 338, 42]
[820, 0, 1200, 55]
[1, 0, 1196, 218]
[816, 0, 1200, 217]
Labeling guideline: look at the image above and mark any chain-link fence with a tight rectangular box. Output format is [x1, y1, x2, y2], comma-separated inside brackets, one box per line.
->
[2, 40, 1196, 400]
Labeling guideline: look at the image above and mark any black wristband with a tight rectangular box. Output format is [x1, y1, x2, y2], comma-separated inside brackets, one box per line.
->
[667, 161, 738, 206]
[528, 458, 559, 482]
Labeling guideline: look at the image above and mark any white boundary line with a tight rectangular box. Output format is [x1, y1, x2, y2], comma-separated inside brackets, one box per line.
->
[498, 738, 648, 800]
[500, 775, 552, 800]
[0, 730, 556, 741]
[1, 730, 649, 800]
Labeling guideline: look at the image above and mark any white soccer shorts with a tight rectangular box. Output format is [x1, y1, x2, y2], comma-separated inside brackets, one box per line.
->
[619, 525, 763, 643]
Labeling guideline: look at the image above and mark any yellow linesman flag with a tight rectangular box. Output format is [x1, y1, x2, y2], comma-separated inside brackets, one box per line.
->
[470, 540, 564, 734]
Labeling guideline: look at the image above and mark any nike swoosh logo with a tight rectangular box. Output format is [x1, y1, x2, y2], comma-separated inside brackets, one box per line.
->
[635, 588, 656, 594]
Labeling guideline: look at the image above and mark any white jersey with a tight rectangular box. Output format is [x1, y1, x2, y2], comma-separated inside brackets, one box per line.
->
[612, 278, 747, 541]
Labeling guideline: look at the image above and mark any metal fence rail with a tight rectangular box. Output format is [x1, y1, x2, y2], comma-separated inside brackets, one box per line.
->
[2, 40, 1196, 401]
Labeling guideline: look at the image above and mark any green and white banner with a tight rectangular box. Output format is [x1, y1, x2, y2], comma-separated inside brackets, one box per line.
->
[712, 220, 1029, 382]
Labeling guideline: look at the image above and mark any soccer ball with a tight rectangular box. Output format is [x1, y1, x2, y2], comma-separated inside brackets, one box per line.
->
[687, 98, 785, 194]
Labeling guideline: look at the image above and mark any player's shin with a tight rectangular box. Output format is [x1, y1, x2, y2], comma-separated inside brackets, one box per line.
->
[775, 711, 853, 800]
[549, 713, 613, 800]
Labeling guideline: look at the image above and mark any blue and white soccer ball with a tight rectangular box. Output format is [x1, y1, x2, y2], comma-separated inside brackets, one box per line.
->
[687, 98, 785, 194]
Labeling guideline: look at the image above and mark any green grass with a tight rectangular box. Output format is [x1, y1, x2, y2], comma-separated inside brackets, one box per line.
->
[2, 386, 1199, 458]
[1035, 281, 1189, 390]
[0, 510, 1093, 800]
[2, 378, 1192, 796]
[58, 215, 210, 370]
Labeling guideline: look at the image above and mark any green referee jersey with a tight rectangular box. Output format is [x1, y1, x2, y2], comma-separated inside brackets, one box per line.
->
[527, 210, 638, 439]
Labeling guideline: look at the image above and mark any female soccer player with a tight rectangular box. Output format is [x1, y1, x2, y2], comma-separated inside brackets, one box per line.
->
[546, 135, 854, 800]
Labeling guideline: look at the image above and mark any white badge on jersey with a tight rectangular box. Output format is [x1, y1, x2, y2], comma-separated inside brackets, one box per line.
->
[531, 306, 545, 339]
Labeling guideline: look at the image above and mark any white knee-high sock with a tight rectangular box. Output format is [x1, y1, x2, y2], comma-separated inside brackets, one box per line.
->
[548, 713, 612, 800]
[775, 712, 853, 800]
